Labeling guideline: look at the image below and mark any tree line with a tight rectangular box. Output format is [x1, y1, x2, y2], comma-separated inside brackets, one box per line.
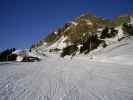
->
[0, 48, 17, 61]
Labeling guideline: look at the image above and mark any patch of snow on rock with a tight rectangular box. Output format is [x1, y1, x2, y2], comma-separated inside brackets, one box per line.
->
[85, 19, 93, 25]
[97, 28, 103, 32]
[54, 31, 58, 35]
[103, 26, 125, 45]
[115, 26, 124, 39]
[49, 36, 68, 49]
[130, 16, 133, 25]
[70, 21, 78, 26]
[16, 56, 23, 61]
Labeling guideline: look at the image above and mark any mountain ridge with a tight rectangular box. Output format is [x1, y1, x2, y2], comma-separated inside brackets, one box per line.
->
[29, 13, 133, 57]
[32, 13, 133, 48]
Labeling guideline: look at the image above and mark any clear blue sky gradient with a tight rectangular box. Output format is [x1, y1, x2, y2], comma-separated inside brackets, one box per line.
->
[0, 0, 133, 49]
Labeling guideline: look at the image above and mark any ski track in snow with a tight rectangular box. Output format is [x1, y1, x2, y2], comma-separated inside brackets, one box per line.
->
[0, 56, 133, 100]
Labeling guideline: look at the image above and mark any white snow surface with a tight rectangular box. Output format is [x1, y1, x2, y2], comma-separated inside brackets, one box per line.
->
[0, 39, 133, 100]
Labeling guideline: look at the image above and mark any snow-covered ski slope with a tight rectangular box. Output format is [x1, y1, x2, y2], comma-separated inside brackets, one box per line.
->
[0, 39, 133, 100]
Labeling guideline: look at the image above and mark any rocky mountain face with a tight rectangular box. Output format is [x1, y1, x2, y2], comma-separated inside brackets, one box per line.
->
[31, 13, 133, 57]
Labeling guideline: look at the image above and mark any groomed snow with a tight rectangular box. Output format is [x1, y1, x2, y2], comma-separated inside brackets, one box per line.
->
[0, 39, 133, 100]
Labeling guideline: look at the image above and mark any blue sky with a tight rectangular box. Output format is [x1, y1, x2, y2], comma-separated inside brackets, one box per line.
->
[0, 0, 133, 49]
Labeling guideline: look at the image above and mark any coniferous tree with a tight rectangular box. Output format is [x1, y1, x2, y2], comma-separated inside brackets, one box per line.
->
[100, 27, 109, 39]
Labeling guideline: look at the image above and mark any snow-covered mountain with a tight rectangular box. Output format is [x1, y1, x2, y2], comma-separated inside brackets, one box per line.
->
[9, 13, 133, 61]
[28, 13, 133, 58]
